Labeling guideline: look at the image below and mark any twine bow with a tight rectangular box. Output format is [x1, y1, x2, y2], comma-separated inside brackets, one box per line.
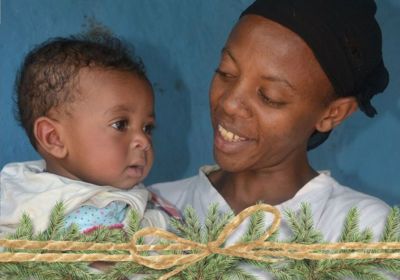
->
[0, 204, 400, 280]
[129, 204, 281, 279]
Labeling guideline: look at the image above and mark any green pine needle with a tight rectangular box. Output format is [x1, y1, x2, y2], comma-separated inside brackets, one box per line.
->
[381, 207, 400, 242]
[205, 203, 234, 242]
[1, 202, 399, 279]
[39, 201, 66, 241]
[9, 213, 34, 240]
[240, 208, 265, 243]
[284, 203, 323, 244]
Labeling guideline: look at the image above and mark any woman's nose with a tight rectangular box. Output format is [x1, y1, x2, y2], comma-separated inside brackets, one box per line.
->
[218, 83, 252, 119]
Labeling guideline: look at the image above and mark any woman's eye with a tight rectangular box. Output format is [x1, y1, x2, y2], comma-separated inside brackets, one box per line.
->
[111, 120, 129, 131]
[215, 68, 235, 79]
[257, 89, 283, 107]
[143, 123, 155, 135]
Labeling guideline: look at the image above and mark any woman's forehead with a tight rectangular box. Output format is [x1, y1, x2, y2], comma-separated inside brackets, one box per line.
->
[227, 17, 327, 83]
[227, 16, 313, 61]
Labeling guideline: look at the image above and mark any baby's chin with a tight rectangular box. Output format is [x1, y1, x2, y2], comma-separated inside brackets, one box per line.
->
[109, 180, 142, 190]
[90, 167, 149, 189]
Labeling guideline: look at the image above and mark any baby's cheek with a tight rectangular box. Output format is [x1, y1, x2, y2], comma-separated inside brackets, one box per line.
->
[146, 150, 155, 167]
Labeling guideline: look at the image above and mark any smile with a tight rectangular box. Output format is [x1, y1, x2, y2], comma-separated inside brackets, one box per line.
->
[218, 124, 247, 142]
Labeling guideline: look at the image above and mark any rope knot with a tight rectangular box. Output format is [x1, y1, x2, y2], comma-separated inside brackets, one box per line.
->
[206, 241, 222, 255]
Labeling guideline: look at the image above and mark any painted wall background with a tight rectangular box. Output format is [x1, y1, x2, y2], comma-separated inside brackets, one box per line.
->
[0, 0, 399, 206]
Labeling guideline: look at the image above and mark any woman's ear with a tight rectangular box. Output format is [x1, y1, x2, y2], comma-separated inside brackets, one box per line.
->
[34, 116, 68, 159]
[315, 97, 358, 132]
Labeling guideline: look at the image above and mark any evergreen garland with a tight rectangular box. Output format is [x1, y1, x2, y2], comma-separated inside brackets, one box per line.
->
[0, 202, 399, 280]
[267, 203, 400, 280]
[1, 202, 154, 280]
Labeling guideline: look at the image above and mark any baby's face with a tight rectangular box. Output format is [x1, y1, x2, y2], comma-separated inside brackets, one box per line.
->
[58, 68, 154, 189]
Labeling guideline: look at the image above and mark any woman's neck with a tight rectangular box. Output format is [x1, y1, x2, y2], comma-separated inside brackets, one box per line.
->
[208, 162, 318, 213]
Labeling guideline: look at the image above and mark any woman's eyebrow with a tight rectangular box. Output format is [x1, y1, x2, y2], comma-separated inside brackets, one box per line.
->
[261, 75, 296, 91]
[221, 47, 295, 91]
[221, 47, 237, 64]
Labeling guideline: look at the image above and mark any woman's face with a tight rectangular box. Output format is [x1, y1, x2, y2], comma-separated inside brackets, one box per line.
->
[209, 15, 334, 172]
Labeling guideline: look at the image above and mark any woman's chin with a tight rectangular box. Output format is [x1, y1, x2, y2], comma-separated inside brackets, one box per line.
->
[213, 149, 250, 173]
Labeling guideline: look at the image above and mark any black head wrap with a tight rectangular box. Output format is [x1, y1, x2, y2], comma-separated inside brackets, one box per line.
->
[241, 0, 389, 149]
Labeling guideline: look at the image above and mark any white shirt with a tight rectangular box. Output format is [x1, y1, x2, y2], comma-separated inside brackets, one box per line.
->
[0, 160, 168, 235]
[149, 165, 391, 278]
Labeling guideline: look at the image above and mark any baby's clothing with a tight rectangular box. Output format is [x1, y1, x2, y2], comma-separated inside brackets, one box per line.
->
[65, 201, 128, 232]
[0, 160, 169, 235]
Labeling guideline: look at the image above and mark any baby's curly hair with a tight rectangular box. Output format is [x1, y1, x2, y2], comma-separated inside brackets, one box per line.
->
[15, 34, 149, 149]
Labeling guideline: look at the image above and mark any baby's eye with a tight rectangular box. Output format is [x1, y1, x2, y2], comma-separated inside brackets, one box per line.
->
[111, 120, 129, 131]
[143, 123, 155, 135]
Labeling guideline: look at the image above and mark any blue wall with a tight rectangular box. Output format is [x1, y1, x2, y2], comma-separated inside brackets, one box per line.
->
[0, 0, 399, 206]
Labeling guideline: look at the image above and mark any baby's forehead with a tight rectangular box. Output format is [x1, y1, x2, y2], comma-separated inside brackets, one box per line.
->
[71, 67, 147, 95]
[75, 66, 149, 86]
[69, 67, 153, 111]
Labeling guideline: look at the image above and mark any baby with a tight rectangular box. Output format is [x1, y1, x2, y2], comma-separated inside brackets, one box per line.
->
[0, 35, 177, 234]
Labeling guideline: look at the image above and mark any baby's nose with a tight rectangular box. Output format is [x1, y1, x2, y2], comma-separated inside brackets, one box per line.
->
[130, 133, 151, 151]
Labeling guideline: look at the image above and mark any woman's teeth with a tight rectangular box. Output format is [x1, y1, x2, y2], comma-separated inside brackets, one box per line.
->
[218, 125, 246, 142]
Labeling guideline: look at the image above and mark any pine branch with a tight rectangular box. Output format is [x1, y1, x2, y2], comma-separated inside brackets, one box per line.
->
[8, 213, 34, 241]
[169, 207, 202, 243]
[339, 207, 359, 242]
[284, 203, 323, 244]
[376, 259, 400, 276]
[380, 207, 400, 242]
[204, 203, 220, 242]
[59, 223, 82, 241]
[338, 207, 373, 243]
[321, 266, 388, 280]
[125, 208, 141, 238]
[191, 254, 238, 279]
[0, 263, 41, 280]
[205, 203, 234, 242]
[182, 207, 203, 242]
[38, 201, 66, 241]
[240, 209, 265, 243]
[101, 261, 158, 280]
[222, 265, 257, 279]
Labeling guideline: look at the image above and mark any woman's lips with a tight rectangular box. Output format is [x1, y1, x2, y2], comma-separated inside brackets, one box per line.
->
[218, 124, 247, 142]
[214, 124, 253, 153]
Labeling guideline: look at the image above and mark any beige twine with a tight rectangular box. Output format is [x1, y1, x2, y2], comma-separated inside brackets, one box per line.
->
[0, 204, 399, 280]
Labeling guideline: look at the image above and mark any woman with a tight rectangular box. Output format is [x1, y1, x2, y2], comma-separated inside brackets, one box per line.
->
[150, 0, 389, 247]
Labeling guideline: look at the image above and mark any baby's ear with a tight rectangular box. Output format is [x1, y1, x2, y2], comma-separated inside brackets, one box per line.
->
[34, 116, 67, 159]
[315, 96, 358, 133]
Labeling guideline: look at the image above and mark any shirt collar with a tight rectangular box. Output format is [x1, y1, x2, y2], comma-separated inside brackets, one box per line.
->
[198, 165, 335, 214]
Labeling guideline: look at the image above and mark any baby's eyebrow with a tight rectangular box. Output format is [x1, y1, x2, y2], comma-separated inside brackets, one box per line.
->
[104, 105, 155, 118]
[104, 105, 132, 115]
